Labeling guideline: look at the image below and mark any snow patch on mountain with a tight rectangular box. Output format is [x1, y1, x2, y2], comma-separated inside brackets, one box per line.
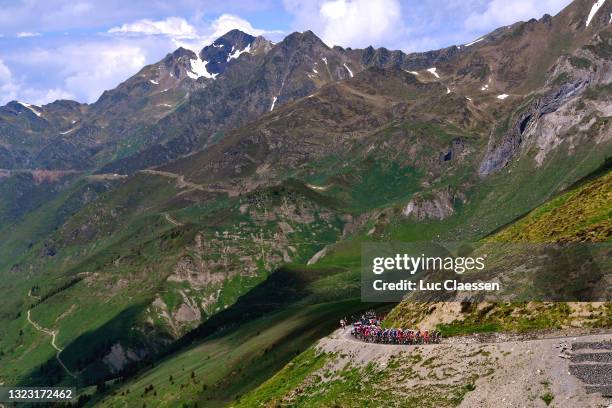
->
[59, 127, 76, 135]
[343, 63, 353, 78]
[270, 96, 277, 111]
[586, 0, 606, 26]
[427, 67, 440, 78]
[18, 101, 42, 117]
[322, 57, 328, 65]
[464, 37, 484, 47]
[405, 70, 419, 76]
[188, 57, 217, 80]
[227, 44, 251, 62]
[497, 94, 509, 99]
[149, 79, 159, 85]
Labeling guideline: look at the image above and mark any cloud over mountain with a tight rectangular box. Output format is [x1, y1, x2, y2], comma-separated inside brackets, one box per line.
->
[0, 0, 574, 105]
[283, 0, 403, 48]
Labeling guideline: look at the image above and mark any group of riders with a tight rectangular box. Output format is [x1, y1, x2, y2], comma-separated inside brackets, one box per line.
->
[340, 311, 442, 345]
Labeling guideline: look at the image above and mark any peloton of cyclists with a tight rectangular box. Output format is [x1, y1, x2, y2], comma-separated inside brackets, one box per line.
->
[345, 313, 441, 345]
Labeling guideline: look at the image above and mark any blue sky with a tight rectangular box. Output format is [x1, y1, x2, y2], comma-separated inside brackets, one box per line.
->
[0, 0, 572, 106]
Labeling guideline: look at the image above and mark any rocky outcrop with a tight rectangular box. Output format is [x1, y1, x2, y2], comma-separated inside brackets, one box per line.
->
[478, 33, 612, 176]
[102, 343, 144, 373]
[479, 80, 589, 176]
[402, 187, 464, 220]
[173, 290, 202, 323]
[168, 254, 228, 287]
[439, 138, 468, 162]
[307, 246, 329, 265]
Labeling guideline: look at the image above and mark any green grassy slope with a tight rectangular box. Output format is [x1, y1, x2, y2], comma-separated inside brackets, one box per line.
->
[1, 107, 606, 396]
[0, 174, 351, 389]
[490, 166, 611, 242]
[88, 139, 610, 407]
[0, 69, 482, 389]
[88, 264, 380, 407]
[385, 166, 612, 334]
[232, 166, 611, 408]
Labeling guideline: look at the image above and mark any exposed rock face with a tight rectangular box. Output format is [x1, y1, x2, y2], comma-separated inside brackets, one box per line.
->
[439, 138, 468, 162]
[478, 32, 612, 176]
[173, 290, 202, 323]
[402, 187, 463, 220]
[200, 29, 259, 76]
[479, 80, 589, 176]
[168, 255, 228, 287]
[307, 246, 328, 265]
[102, 343, 144, 373]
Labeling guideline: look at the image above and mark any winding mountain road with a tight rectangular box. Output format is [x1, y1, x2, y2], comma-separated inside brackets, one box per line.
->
[328, 328, 612, 405]
[26, 295, 77, 378]
[140, 169, 236, 196]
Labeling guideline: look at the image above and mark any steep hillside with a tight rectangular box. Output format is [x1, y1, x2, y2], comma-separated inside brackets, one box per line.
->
[0, 0, 610, 404]
[236, 329, 611, 408]
[491, 163, 611, 242]
[233, 166, 611, 408]
[385, 166, 611, 335]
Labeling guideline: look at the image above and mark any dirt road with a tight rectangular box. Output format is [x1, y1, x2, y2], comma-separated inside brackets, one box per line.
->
[320, 328, 612, 407]
[26, 301, 76, 378]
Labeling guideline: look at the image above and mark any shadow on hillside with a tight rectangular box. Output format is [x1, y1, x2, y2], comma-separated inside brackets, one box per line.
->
[17, 265, 358, 390]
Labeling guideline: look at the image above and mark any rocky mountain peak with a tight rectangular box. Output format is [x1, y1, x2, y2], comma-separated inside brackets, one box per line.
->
[3, 100, 44, 119]
[251, 36, 274, 55]
[213, 29, 256, 48]
[280, 30, 329, 50]
[200, 29, 260, 76]
[169, 47, 197, 60]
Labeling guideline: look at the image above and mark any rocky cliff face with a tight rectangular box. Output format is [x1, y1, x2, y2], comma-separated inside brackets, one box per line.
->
[402, 187, 465, 220]
[479, 30, 612, 175]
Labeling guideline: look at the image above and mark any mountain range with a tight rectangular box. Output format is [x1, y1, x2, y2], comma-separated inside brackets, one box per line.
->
[0, 0, 610, 406]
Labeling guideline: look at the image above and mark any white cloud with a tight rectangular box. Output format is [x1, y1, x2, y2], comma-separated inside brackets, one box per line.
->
[0, 59, 74, 105]
[464, 0, 570, 31]
[283, 0, 403, 48]
[34, 88, 75, 103]
[0, 1, 269, 34]
[0, 59, 19, 105]
[17, 32, 41, 38]
[58, 42, 147, 102]
[209, 13, 272, 39]
[4, 13, 277, 105]
[3, 41, 147, 104]
[107, 14, 279, 52]
[0, 59, 11, 83]
[108, 17, 199, 39]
